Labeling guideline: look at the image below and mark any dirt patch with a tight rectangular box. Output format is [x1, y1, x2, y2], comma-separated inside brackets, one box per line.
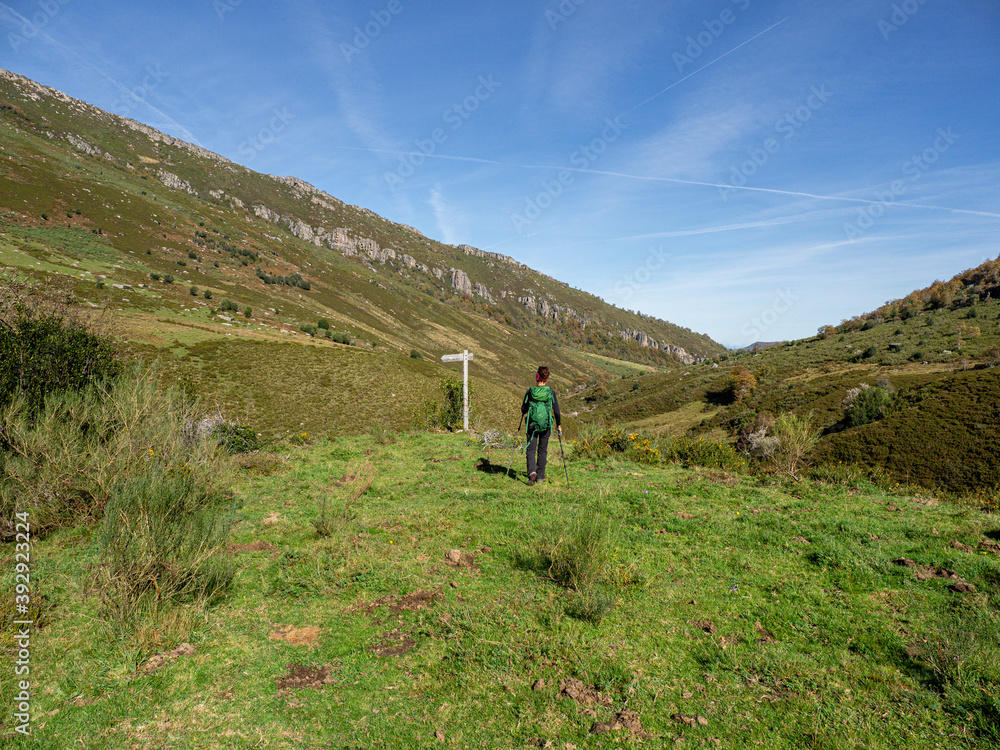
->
[689, 620, 717, 634]
[362, 588, 442, 616]
[444, 548, 487, 570]
[893, 558, 968, 583]
[269, 625, 321, 648]
[676, 512, 695, 520]
[672, 713, 709, 727]
[558, 678, 613, 709]
[138, 642, 195, 674]
[592, 709, 649, 738]
[754, 621, 776, 644]
[227, 540, 277, 554]
[370, 629, 417, 657]
[980, 539, 1000, 555]
[425, 456, 462, 463]
[275, 663, 335, 692]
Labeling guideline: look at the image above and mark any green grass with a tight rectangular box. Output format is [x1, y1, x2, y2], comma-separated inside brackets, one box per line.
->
[8, 432, 1000, 748]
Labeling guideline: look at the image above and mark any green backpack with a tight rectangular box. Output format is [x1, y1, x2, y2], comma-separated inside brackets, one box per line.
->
[524, 386, 553, 435]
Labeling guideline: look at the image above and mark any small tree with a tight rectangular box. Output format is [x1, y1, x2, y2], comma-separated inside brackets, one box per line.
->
[725, 365, 757, 404]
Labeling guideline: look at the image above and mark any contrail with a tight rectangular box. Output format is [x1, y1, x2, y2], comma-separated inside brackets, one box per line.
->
[622, 17, 791, 117]
[334, 145, 1000, 220]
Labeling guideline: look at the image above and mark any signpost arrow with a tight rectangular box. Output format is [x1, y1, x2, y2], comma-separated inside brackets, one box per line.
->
[440, 350, 473, 431]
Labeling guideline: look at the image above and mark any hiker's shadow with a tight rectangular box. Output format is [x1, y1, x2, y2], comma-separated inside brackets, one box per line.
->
[476, 457, 521, 481]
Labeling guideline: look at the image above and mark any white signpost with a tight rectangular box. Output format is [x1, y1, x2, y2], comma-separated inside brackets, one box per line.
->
[440, 349, 473, 431]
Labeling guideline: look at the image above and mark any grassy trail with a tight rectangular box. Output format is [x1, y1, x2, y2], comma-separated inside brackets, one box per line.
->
[7, 432, 1000, 749]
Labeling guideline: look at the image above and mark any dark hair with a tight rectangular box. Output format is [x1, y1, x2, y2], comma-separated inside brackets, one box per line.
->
[537, 366, 550, 381]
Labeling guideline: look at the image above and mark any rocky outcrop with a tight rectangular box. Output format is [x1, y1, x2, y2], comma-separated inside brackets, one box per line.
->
[157, 169, 197, 195]
[457, 243, 525, 270]
[450, 268, 473, 296]
[253, 204, 281, 224]
[284, 217, 319, 245]
[210, 189, 244, 209]
[124, 118, 232, 165]
[65, 134, 106, 158]
[474, 283, 494, 303]
[619, 327, 696, 363]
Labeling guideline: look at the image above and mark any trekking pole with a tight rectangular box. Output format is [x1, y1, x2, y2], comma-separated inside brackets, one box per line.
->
[557, 429, 570, 488]
[507, 414, 524, 478]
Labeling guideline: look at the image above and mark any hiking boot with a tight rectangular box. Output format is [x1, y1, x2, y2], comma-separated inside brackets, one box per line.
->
[528, 472, 537, 486]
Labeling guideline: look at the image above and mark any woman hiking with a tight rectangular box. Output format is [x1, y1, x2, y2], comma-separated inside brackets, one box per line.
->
[521, 366, 561, 486]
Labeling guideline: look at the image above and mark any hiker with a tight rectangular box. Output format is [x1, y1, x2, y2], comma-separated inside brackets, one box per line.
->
[521, 366, 561, 486]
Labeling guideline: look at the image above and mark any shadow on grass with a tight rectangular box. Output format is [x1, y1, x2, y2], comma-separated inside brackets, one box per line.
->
[475, 457, 522, 482]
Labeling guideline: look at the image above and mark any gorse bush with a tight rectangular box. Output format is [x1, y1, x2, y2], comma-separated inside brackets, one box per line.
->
[771, 411, 818, 479]
[97, 462, 236, 609]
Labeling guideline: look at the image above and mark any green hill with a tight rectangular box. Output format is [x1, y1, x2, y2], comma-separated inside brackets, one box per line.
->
[5, 431, 999, 748]
[568, 262, 1000, 493]
[0, 68, 723, 435]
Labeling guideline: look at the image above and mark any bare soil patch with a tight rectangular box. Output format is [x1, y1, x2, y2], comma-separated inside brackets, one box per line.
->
[275, 663, 335, 692]
[268, 625, 321, 648]
[362, 588, 442, 616]
[138, 642, 194, 674]
[370, 629, 417, 657]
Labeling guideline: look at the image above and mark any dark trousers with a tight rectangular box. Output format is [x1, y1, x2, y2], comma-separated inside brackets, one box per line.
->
[526, 428, 550, 480]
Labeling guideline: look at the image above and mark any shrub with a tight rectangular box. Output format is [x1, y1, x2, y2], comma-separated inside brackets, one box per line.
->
[219, 299, 239, 313]
[97, 463, 236, 610]
[845, 384, 893, 427]
[0, 278, 120, 419]
[725, 365, 757, 403]
[1, 364, 232, 543]
[409, 349, 423, 360]
[163, 274, 174, 284]
[537, 509, 623, 624]
[314, 460, 374, 537]
[300, 323, 318, 337]
[861, 346, 878, 359]
[439, 377, 467, 431]
[211, 423, 260, 454]
[149, 272, 161, 281]
[204, 290, 212, 300]
[317, 319, 330, 330]
[244, 306, 252, 319]
[771, 411, 818, 479]
[329, 330, 352, 345]
[189, 286, 199, 296]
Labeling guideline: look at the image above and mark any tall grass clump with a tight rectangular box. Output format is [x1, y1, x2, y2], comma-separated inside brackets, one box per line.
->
[314, 460, 375, 537]
[2, 366, 237, 612]
[537, 509, 624, 624]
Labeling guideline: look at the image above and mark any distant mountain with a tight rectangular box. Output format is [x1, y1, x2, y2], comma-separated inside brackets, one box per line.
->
[0, 68, 724, 397]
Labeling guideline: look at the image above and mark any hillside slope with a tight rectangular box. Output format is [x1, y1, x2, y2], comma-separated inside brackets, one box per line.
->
[568, 257, 1000, 492]
[0, 69, 723, 407]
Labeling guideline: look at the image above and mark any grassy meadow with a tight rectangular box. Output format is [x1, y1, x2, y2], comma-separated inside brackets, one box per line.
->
[5, 430, 1000, 749]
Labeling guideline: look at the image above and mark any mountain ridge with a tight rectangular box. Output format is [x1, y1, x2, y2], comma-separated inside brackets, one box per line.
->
[0, 68, 721, 373]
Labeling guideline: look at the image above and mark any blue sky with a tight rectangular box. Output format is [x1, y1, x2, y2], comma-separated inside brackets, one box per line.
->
[2, 0, 998, 347]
